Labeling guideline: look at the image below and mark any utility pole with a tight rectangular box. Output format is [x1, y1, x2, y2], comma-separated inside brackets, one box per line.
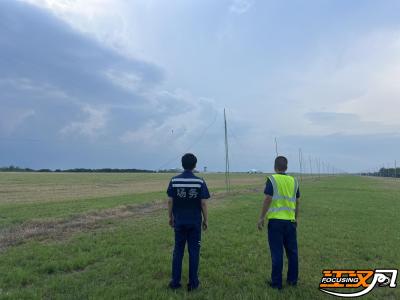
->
[395, 160, 397, 179]
[224, 109, 230, 192]
[309, 156, 313, 177]
[316, 158, 321, 178]
[299, 148, 303, 183]
[274, 137, 279, 157]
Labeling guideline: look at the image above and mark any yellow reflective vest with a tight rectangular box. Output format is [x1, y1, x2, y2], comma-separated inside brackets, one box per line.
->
[267, 174, 299, 221]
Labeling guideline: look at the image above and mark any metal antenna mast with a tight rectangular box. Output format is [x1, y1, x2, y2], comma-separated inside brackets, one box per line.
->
[298, 148, 303, 183]
[224, 109, 230, 192]
[316, 158, 321, 179]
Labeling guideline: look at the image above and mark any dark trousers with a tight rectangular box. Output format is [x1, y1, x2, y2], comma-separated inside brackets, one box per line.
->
[268, 219, 298, 287]
[171, 223, 201, 287]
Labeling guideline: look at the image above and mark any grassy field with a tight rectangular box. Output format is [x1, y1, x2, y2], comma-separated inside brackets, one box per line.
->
[0, 173, 399, 299]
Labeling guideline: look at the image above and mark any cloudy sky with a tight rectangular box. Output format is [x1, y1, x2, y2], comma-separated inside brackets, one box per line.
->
[1, 0, 400, 172]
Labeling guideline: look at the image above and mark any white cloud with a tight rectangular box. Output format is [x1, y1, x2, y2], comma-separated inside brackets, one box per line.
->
[273, 29, 400, 136]
[0, 109, 35, 135]
[229, 0, 253, 15]
[119, 90, 219, 149]
[20, 0, 118, 21]
[104, 69, 142, 93]
[0, 78, 68, 100]
[334, 30, 400, 126]
[60, 105, 107, 138]
[19, 0, 145, 59]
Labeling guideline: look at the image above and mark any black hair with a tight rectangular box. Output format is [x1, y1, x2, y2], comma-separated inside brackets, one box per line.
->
[274, 156, 288, 172]
[181, 153, 197, 170]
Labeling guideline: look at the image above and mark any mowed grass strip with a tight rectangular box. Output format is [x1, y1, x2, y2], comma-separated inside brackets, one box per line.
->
[0, 172, 266, 205]
[0, 191, 165, 229]
[0, 172, 264, 230]
[0, 176, 399, 299]
[0, 187, 261, 232]
[0, 188, 260, 251]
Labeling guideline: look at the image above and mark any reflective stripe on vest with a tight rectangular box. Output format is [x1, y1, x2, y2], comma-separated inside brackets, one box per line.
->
[267, 174, 298, 221]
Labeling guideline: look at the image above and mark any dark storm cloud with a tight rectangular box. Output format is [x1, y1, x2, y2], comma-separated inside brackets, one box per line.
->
[0, 0, 164, 104]
[0, 0, 174, 138]
[0, 0, 209, 169]
[0, 0, 168, 145]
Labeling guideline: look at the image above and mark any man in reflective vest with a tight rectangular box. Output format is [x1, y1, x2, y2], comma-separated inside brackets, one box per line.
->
[257, 156, 300, 290]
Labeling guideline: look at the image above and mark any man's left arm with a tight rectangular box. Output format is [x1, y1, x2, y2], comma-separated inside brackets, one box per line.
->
[166, 181, 174, 228]
[201, 199, 208, 230]
[168, 197, 174, 227]
[295, 197, 300, 224]
[295, 186, 300, 223]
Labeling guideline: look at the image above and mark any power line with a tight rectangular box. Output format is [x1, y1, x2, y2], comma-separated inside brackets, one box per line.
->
[156, 112, 218, 170]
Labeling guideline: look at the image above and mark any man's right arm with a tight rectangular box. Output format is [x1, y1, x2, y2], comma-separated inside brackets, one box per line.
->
[167, 181, 174, 228]
[258, 178, 273, 230]
[257, 195, 272, 230]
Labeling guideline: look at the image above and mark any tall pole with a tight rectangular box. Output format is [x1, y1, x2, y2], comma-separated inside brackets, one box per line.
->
[274, 137, 279, 157]
[395, 160, 397, 179]
[299, 148, 303, 183]
[224, 109, 230, 192]
[309, 156, 313, 177]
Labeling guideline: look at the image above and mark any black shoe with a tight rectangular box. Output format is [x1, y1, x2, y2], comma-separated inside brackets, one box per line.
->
[168, 282, 182, 290]
[187, 283, 199, 292]
[287, 281, 297, 286]
[267, 280, 282, 290]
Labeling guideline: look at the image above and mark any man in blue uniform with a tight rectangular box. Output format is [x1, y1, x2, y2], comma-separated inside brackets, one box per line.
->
[167, 153, 210, 291]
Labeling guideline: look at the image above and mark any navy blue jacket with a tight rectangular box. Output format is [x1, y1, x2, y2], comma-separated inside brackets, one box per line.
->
[167, 170, 210, 224]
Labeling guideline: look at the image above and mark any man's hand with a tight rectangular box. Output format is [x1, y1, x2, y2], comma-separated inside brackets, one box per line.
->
[257, 218, 265, 230]
[202, 219, 208, 231]
[169, 216, 174, 228]
[258, 196, 271, 231]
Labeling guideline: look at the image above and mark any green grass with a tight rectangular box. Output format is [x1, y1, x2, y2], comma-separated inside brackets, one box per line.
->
[0, 175, 399, 299]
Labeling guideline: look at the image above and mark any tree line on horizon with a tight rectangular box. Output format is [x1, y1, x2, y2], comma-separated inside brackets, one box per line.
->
[361, 167, 400, 178]
[0, 165, 184, 173]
